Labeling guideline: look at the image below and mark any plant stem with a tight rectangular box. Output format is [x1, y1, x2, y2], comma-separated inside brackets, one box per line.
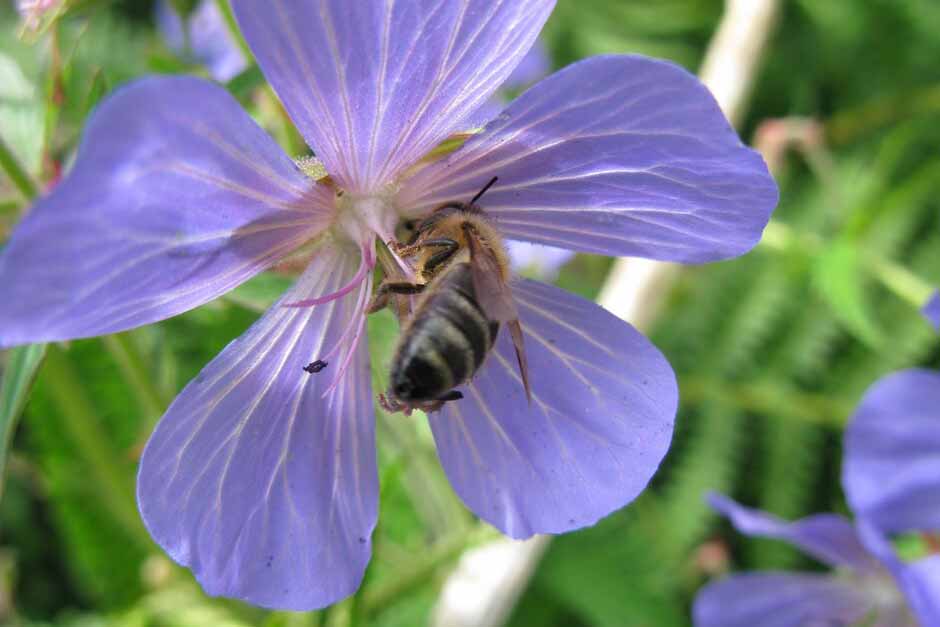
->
[0, 136, 38, 201]
[0, 344, 47, 501]
[101, 333, 168, 423]
[40, 345, 152, 550]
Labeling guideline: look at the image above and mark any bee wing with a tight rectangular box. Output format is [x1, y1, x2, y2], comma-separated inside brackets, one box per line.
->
[463, 222, 531, 402]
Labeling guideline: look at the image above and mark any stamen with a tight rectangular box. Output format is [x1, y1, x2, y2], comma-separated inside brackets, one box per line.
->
[283, 245, 375, 308]
[321, 270, 373, 398]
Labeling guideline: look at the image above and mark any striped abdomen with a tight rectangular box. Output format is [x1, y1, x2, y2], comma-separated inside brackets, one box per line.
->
[391, 263, 498, 402]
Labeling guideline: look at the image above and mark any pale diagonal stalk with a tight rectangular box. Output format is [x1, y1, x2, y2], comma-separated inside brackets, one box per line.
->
[39, 345, 152, 551]
[101, 333, 170, 425]
[0, 344, 47, 501]
[0, 134, 38, 201]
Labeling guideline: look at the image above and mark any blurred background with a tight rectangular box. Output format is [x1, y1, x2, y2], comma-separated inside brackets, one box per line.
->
[1, 0, 939, 625]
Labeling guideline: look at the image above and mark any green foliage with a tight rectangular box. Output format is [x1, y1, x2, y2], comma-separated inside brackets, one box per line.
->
[1, 1, 939, 626]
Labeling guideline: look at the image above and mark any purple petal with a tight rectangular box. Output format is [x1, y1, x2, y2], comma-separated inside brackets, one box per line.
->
[231, 0, 555, 192]
[708, 493, 879, 573]
[187, 0, 249, 82]
[429, 279, 676, 538]
[843, 369, 940, 534]
[924, 290, 940, 329]
[157, 0, 249, 82]
[693, 573, 871, 627]
[138, 243, 377, 610]
[506, 240, 574, 280]
[399, 55, 778, 262]
[0, 76, 327, 348]
[504, 39, 551, 89]
[856, 520, 940, 627]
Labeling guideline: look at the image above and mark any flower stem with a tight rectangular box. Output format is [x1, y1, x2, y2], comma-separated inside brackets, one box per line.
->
[101, 333, 169, 424]
[0, 135, 38, 201]
[40, 345, 152, 550]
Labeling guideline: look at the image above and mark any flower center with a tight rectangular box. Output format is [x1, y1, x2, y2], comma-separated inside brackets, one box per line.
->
[333, 189, 398, 247]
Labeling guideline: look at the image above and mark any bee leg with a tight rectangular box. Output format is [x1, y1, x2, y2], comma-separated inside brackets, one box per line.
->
[367, 281, 425, 313]
[414, 391, 464, 414]
[420, 238, 460, 273]
[395, 237, 460, 267]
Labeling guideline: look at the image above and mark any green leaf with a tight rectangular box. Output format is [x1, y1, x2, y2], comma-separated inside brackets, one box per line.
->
[0, 51, 43, 188]
[812, 238, 883, 347]
[0, 344, 46, 500]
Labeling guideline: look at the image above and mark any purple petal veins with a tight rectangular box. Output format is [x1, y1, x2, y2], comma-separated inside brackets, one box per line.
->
[231, 0, 555, 192]
[0, 76, 328, 348]
[400, 55, 779, 262]
[0, 0, 786, 612]
[430, 279, 677, 538]
[138, 243, 378, 611]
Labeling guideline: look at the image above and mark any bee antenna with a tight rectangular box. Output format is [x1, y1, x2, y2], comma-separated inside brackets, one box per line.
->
[469, 176, 498, 206]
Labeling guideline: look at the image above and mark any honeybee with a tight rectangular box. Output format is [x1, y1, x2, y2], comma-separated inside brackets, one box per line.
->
[369, 177, 530, 413]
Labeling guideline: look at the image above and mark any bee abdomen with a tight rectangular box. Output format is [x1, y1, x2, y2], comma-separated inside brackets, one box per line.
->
[392, 265, 498, 402]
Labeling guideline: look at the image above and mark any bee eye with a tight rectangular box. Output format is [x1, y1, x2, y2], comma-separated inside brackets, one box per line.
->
[403, 220, 416, 230]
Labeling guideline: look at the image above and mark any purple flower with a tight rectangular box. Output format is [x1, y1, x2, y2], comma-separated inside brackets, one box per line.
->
[478, 40, 575, 279]
[506, 239, 573, 280]
[155, 0, 248, 83]
[0, 0, 777, 610]
[924, 290, 940, 329]
[695, 369, 940, 627]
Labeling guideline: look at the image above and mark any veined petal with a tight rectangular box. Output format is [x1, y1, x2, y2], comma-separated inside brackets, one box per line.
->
[692, 573, 872, 627]
[924, 290, 940, 329]
[429, 279, 676, 538]
[708, 493, 879, 573]
[843, 369, 940, 534]
[0, 76, 328, 348]
[399, 55, 778, 262]
[231, 0, 554, 192]
[857, 520, 940, 627]
[137, 243, 377, 610]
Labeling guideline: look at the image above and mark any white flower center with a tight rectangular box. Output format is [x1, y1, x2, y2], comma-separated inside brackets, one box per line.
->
[329, 187, 399, 250]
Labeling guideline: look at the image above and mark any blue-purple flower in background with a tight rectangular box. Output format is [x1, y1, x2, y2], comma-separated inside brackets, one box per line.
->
[924, 291, 940, 329]
[156, 0, 248, 82]
[695, 369, 940, 626]
[0, 0, 778, 610]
